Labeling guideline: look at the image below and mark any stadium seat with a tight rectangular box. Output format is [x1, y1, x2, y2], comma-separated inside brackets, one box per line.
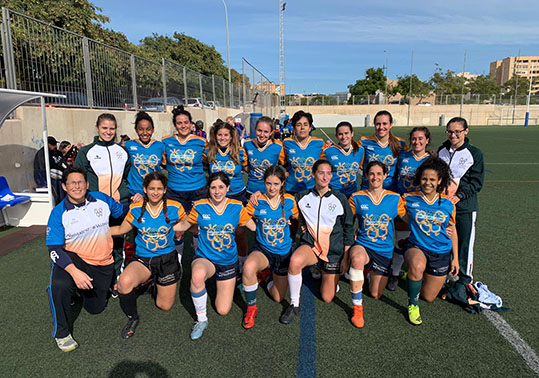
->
[0, 176, 31, 226]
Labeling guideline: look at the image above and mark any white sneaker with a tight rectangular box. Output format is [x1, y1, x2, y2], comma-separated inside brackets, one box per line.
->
[55, 334, 79, 352]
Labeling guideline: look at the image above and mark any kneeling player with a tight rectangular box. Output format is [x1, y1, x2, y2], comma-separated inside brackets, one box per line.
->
[46, 167, 125, 352]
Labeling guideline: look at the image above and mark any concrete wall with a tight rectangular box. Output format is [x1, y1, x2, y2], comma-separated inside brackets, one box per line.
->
[285, 104, 539, 128]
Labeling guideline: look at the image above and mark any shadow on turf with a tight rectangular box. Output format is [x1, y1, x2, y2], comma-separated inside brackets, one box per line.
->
[108, 361, 170, 378]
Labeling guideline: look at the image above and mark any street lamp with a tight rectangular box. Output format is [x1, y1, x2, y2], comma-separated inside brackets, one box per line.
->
[221, 0, 232, 108]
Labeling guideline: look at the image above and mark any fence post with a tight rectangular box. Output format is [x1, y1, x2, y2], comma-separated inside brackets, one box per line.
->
[130, 54, 138, 109]
[242, 58, 246, 113]
[181, 67, 188, 101]
[212, 75, 216, 104]
[81, 38, 94, 107]
[199, 73, 203, 100]
[162, 58, 167, 111]
[1, 7, 17, 89]
[223, 78, 226, 108]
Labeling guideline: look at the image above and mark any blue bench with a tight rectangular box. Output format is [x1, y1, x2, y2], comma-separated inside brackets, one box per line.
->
[0, 176, 31, 226]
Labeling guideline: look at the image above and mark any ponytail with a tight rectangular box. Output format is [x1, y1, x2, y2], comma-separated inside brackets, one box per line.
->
[388, 131, 402, 157]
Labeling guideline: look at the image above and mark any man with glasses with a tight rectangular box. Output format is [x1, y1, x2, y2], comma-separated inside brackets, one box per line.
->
[45, 167, 126, 352]
[438, 117, 484, 285]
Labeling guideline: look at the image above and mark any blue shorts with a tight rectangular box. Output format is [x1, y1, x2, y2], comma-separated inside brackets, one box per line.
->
[192, 255, 239, 281]
[227, 188, 247, 206]
[251, 243, 293, 276]
[365, 247, 391, 277]
[405, 242, 451, 277]
[167, 186, 206, 213]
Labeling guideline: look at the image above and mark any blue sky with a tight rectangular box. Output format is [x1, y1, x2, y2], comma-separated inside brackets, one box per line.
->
[92, 0, 539, 94]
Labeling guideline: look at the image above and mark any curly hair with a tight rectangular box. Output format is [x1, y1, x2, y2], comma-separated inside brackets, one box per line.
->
[413, 157, 453, 197]
[206, 119, 241, 165]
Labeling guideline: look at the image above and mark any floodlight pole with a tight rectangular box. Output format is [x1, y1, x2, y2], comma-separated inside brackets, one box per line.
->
[384, 50, 388, 103]
[221, 0, 232, 108]
[407, 51, 413, 126]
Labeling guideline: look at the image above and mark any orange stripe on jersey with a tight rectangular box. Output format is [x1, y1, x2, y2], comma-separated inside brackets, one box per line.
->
[167, 199, 187, 220]
[239, 206, 250, 226]
[245, 201, 255, 217]
[285, 193, 299, 218]
[348, 195, 357, 216]
[397, 196, 406, 217]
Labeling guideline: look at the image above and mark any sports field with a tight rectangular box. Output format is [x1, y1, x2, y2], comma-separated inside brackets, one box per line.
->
[1, 125, 538, 378]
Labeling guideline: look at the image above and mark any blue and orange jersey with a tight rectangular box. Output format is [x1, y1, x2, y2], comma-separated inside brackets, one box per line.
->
[245, 193, 298, 256]
[46, 192, 125, 266]
[348, 190, 406, 257]
[244, 139, 286, 194]
[162, 134, 207, 191]
[404, 192, 456, 254]
[187, 198, 250, 265]
[360, 136, 407, 191]
[324, 144, 365, 198]
[124, 139, 165, 195]
[283, 136, 325, 192]
[125, 200, 186, 258]
[205, 147, 248, 195]
[396, 151, 430, 194]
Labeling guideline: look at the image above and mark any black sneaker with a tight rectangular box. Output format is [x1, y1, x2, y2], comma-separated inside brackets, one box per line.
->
[280, 304, 300, 324]
[121, 317, 139, 339]
[386, 275, 399, 291]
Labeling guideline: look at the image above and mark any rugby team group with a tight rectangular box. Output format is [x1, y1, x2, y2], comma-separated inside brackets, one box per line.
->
[45, 106, 484, 352]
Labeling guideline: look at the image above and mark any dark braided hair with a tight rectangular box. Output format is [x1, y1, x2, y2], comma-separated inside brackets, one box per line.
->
[263, 166, 287, 218]
[413, 157, 453, 204]
[138, 172, 170, 223]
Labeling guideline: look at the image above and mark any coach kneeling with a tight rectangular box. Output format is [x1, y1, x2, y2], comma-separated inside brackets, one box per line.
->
[45, 167, 125, 352]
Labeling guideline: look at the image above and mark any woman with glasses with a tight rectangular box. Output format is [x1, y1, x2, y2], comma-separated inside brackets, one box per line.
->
[437, 117, 484, 286]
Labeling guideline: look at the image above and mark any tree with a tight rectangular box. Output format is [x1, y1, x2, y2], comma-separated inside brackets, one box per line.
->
[503, 74, 531, 96]
[348, 67, 387, 96]
[0, 0, 135, 50]
[429, 65, 467, 96]
[395, 75, 432, 102]
[138, 33, 228, 79]
[466, 74, 500, 95]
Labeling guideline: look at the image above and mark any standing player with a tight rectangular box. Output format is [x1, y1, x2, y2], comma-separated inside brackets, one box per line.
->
[347, 161, 406, 328]
[324, 121, 365, 198]
[280, 160, 354, 324]
[204, 120, 249, 260]
[360, 110, 407, 191]
[46, 167, 126, 352]
[162, 106, 207, 258]
[387, 127, 431, 291]
[242, 166, 298, 328]
[438, 117, 484, 285]
[74, 113, 131, 293]
[124, 111, 165, 198]
[174, 172, 255, 340]
[110, 172, 186, 339]
[403, 157, 459, 325]
[243, 116, 286, 197]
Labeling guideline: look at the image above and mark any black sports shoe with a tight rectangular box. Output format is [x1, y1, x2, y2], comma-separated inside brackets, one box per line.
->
[280, 304, 300, 324]
[386, 275, 399, 291]
[121, 317, 139, 339]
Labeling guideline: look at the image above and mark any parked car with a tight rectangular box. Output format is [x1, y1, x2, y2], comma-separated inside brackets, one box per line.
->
[141, 96, 183, 111]
[185, 98, 205, 108]
[416, 101, 432, 106]
[207, 101, 222, 108]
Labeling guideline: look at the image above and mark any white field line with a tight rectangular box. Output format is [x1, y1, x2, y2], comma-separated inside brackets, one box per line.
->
[484, 311, 539, 375]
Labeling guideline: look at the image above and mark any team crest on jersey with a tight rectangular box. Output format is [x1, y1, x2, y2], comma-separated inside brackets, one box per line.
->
[458, 157, 468, 166]
[415, 210, 447, 236]
[94, 208, 103, 217]
[328, 203, 337, 212]
[170, 148, 196, 172]
[363, 214, 390, 242]
[140, 226, 169, 251]
[207, 224, 234, 251]
[116, 151, 124, 160]
[134, 154, 160, 176]
[262, 218, 286, 246]
[290, 156, 315, 181]
[336, 162, 360, 184]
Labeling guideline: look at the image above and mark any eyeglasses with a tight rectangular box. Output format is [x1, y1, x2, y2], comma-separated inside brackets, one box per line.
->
[446, 129, 466, 136]
[66, 180, 85, 187]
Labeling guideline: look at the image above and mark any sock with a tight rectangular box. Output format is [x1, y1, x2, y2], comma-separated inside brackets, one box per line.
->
[191, 288, 208, 322]
[192, 234, 199, 251]
[243, 283, 258, 307]
[351, 289, 363, 306]
[391, 253, 404, 276]
[119, 290, 139, 319]
[175, 239, 184, 264]
[407, 277, 423, 306]
[288, 273, 302, 307]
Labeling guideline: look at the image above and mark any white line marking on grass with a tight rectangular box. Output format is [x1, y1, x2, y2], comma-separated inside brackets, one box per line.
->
[484, 311, 539, 375]
[486, 163, 539, 165]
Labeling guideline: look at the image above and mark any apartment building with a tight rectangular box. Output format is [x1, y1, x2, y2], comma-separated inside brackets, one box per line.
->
[490, 56, 539, 92]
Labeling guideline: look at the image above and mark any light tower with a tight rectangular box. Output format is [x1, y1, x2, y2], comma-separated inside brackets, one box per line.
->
[279, 1, 286, 114]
